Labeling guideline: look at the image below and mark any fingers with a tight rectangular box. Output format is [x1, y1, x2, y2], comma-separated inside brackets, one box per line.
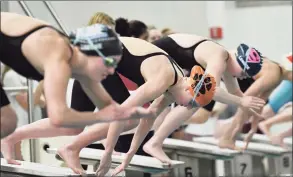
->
[249, 109, 264, 119]
[111, 166, 124, 177]
[252, 97, 266, 104]
[233, 145, 244, 152]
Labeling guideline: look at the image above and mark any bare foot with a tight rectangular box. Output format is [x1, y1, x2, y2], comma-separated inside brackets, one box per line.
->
[214, 119, 233, 139]
[143, 140, 172, 165]
[218, 137, 243, 151]
[1, 139, 21, 165]
[258, 122, 271, 137]
[269, 135, 288, 149]
[57, 146, 85, 175]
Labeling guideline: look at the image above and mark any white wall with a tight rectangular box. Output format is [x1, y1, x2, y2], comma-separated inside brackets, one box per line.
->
[222, 2, 292, 62]
[8, 1, 209, 36]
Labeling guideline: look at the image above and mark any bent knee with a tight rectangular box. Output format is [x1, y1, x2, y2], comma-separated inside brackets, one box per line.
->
[1, 106, 18, 138]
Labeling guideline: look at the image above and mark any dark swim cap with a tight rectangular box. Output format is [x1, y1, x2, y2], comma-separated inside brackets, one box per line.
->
[69, 24, 123, 57]
[236, 43, 263, 77]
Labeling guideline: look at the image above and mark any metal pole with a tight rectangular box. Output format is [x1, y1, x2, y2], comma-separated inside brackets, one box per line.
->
[43, 1, 68, 35]
[27, 79, 37, 163]
[18, 1, 34, 17]
[3, 86, 28, 92]
[17, 1, 37, 163]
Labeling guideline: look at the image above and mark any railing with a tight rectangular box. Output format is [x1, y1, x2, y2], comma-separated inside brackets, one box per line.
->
[43, 1, 69, 35]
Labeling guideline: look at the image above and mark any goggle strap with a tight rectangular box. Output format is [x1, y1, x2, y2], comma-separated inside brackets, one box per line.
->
[191, 71, 208, 107]
[85, 37, 106, 58]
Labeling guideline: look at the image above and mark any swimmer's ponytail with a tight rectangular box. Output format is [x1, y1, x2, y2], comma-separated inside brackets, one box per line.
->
[115, 17, 130, 37]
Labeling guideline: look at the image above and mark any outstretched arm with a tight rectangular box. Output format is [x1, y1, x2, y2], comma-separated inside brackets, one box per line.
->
[42, 38, 124, 128]
[103, 70, 173, 154]
[96, 63, 174, 176]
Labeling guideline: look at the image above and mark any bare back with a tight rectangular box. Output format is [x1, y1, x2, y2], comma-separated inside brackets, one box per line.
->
[1, 12, 49, 36]
[119, 37, 167, 56]
[168, 33, 228, 68]
[1, 12, 71, 74]
[119, 37, 182, 84]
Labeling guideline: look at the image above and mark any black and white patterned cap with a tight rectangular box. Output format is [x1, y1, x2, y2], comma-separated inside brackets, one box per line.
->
[69, 24, 123, 57]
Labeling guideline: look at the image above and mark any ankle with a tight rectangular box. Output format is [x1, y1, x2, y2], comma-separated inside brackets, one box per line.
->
[66, 144, 81, 152]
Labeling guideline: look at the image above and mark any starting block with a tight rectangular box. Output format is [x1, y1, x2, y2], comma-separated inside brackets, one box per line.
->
[193, 137, 293, 176]
[46, 147, 184, 177]
[162, 138, 264, 177]
[0, 158, 95, 176]
[238, 133, 292, 147]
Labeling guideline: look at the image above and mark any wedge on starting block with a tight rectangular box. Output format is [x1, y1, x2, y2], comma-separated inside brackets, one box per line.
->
[238, 133, 292, 147]
[46, 147, 184, 175]
[193, 137, 291, 155]
[0, 158, 95, 177]
[193, 137, 293, 176]
[162, 138, 267, 177]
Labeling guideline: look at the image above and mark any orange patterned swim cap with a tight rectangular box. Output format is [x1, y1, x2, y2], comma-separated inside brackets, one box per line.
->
[188, 65, 216, 107]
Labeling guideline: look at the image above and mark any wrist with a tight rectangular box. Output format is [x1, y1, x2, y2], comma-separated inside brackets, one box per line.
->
[127, 148, 137, 156]
[104, 148, 114, 154]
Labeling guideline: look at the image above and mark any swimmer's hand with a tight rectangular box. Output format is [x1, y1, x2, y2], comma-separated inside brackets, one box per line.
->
[111, 152, 133, 176]
[240, 96, 265, 118]
[98, 104, 157, 122]
[96, 152, 112, 177]
[240, 96, 265, 110]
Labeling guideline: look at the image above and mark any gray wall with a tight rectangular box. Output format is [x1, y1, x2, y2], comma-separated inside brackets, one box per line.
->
[8, 1, 209, 36]
[1, 1, 9, 12]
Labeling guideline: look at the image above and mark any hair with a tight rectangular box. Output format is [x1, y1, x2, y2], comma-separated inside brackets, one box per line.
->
[115, 18, 147, 38]
[161, 28, 175, 36]
[88, 12, 115, 26]
[148, 25, 156, 30]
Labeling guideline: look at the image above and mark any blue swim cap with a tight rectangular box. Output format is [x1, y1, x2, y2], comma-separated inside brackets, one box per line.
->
[69, 24, 123, 57]
[236, 43, 263, 77]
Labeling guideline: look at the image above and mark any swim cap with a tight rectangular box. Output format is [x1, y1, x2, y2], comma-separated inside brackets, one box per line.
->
[236, 43, 263, 77]
[188, 65, 216, 107]
[69, 24, 123, 57]
[282, 53, 292, 71]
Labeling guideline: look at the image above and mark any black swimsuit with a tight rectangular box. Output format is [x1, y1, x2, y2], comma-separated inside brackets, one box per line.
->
[153, 37, 259, 112]
[153, 37, 218, 111]
[0, 25, 70, 108]
[70, 44, 183, 160]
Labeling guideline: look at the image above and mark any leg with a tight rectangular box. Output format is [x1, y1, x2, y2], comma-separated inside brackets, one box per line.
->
[259, 105, 292, 137]
[185, 101, 215, 124]
[270, 126, 292, 148]
[1, 84, 17, 139]
[1, 118, 83, 164]
[261, 104, 275, 119]
[59, 75, 138, 174]
[152, 106, 171, 132]
[14, 141, 23, 161]
[217, 109, 248, 151]
[143, 106, 198, 163]
[1, 105, 17, 139]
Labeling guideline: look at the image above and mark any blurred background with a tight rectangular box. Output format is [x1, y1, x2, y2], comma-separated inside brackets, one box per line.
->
[0, 0, 292, 166]
[3, 1, 292, 60]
